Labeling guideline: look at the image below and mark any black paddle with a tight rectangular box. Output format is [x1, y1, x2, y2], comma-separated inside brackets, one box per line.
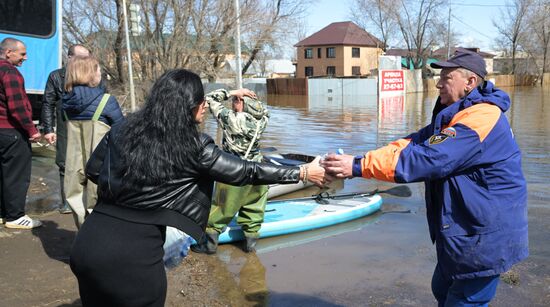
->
[259, 146, 278, 153]
[271, 185, 412, 204]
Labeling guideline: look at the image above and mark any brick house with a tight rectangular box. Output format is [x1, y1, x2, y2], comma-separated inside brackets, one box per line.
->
[294, 21, 384, 78]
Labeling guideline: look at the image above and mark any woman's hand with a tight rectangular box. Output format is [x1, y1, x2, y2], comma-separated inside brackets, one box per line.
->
[301, 156, 332, 187]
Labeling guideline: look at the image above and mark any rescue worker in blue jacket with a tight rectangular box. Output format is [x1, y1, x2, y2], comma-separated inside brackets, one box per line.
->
[322, 50, 528, 306]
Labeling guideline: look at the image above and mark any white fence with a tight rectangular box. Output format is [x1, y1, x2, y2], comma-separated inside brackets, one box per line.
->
[308, 79, 378, 96]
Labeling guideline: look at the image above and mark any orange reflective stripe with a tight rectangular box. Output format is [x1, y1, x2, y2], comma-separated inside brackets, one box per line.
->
[448, 103, 500, 143]
[362, 138, 411, 182]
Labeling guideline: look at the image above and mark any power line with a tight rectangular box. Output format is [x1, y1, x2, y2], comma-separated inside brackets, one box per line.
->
[450, 13, 494, 40]
[451, 3, 513, 7]
[409, 0, 513, 7]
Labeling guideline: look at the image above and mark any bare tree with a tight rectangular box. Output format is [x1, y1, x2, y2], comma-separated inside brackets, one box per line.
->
[394, 0, 445, 69]
[493, 0, 533, 74]
[113, 0, 126, 84]
[63, 0, 306, 88]
[241, 0, 309, 75]
[136, 0, 194, 79]
[349, 0, 445, 68]
[349, 0, 398, 50]
[525, 0, 550, 82]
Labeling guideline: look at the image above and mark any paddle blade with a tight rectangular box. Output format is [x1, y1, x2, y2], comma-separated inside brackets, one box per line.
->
[378, 185, 412, 197]
[260, 147, 278, 153]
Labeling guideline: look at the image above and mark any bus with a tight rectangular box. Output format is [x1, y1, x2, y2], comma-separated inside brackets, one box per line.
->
[0, 0, 63, 119]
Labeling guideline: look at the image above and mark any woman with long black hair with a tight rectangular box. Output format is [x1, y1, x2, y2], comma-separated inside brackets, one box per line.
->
[69, 69, 326, 306]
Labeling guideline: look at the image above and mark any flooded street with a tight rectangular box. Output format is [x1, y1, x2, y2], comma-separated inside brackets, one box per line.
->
[22, 86, 550, 306]
[197, 86, 550, 306]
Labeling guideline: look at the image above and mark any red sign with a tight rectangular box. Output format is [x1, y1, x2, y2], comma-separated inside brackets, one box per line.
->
[380, 70, 404, 92]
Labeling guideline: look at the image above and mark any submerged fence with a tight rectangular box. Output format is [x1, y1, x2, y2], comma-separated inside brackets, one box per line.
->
[266, 72, 545, 96]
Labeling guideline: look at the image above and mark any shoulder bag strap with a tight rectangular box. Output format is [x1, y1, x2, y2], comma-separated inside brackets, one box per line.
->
[92, 94, 111, 121]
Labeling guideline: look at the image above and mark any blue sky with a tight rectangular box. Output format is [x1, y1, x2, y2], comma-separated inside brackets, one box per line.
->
[304, 0, 509, 52]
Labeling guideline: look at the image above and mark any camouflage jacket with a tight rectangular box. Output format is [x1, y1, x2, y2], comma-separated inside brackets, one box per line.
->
[206, 89, 269, 162]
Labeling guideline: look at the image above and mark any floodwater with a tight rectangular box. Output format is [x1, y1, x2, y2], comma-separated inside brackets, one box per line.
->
[200, 86, 550, 306]
[29, 86, 550, 306]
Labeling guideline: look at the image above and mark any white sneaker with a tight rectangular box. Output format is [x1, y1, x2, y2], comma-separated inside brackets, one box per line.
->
[0, 217, 4, 224]
[4, 215, 43, 229]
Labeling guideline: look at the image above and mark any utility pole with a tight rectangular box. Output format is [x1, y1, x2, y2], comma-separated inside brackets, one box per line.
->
[122, 0, 136, 111]
[447, 1, 452, 59]
[234, 0, 243, 89]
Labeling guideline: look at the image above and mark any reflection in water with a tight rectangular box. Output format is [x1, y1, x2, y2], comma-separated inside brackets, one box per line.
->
[256, 209, 382, 254]
[217, 248, 268, 306]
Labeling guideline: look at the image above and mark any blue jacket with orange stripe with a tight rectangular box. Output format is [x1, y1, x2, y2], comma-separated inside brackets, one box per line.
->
[357, 81, 528, 279]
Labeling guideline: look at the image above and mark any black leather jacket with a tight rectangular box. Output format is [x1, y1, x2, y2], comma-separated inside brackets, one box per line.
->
[86, 127, 300, 240]
[41, 68, 65, 133]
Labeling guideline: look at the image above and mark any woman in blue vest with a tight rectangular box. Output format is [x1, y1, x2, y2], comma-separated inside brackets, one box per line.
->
[62, 56, 124, 228]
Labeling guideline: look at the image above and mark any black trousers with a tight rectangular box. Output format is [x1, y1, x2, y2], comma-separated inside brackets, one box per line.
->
[55, 102, 69, 208]
[0, 128, 31, 221]
[70, 211, 167, 307]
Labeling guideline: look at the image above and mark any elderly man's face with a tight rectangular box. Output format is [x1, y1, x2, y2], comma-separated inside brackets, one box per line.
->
[436, 68, 471, 106]
[6, 42, 27, 67]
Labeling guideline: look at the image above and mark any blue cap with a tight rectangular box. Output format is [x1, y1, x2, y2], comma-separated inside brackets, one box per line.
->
[431, 49, 487, 79]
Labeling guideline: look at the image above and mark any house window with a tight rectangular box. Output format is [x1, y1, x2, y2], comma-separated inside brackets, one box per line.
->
[352, 66, 361, 75]
[304, 48, 313, 59]
[326, 47, 335, 58]
[317, 48, 322, 58]
[305, 66, 314, 77]
[327, 66, 336, 76]
[352, 47, 360, 58]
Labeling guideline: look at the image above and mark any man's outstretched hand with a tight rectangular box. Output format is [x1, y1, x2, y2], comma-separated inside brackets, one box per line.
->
[321, 153, 355, 179]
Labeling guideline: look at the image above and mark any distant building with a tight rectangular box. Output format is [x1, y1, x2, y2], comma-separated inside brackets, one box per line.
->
[223, 58, 295, 78]
[384, 49, 438, 71]
[431, 47, 495, 75]
[294, 21, 384, 78]
[264, 59, 296, 78]
[491, 50, 538, 75]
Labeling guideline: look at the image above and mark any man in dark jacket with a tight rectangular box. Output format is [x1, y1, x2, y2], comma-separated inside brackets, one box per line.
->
[0, 37, 42, 229]
[323, 50, 528, 305]
[40, 44, 92, 213]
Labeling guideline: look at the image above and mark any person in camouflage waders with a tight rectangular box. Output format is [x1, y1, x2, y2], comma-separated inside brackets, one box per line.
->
[192, 88, 269, 253]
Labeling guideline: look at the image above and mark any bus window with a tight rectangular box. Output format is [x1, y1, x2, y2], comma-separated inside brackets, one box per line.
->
[0, 0, 55, 38]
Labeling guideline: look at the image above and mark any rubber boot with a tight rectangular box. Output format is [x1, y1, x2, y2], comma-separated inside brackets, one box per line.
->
[244, 236, 258, 253]
[191, 232, 219, 254]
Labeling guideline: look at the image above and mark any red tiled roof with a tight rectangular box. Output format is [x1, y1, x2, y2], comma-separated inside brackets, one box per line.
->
[294, 21, 383, 47]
